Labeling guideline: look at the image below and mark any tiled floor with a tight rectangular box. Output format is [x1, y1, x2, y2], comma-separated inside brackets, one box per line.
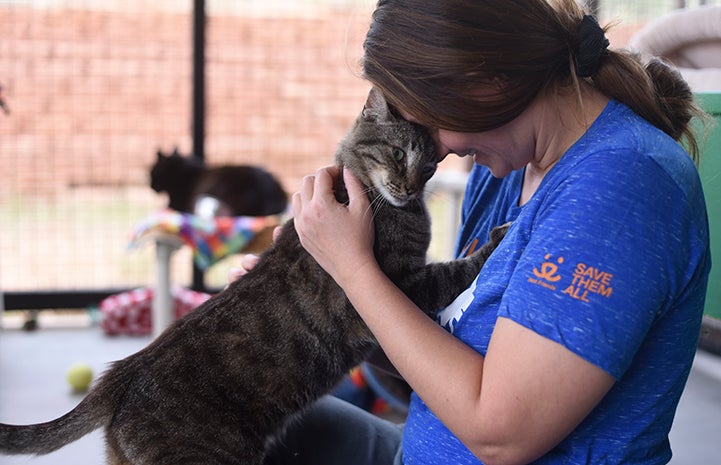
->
[1, 326, 720, 464]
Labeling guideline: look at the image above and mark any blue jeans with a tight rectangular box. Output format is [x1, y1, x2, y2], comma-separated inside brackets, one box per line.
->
[263, 395, 404, 465]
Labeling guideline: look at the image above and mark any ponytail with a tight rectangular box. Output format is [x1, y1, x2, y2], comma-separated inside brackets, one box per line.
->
[590, 50, 704, 162]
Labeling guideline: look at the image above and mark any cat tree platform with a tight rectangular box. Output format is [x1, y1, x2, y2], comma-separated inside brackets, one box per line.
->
[122, 209, 281, 337]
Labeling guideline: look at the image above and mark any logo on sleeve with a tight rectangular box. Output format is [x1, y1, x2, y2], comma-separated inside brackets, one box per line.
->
[527, 254, 614, 302]
[564, 263, 614, 301]
[527, 253, 564, 291]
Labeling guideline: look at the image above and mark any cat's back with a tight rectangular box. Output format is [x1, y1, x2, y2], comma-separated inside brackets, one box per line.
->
[194, 165, 287, 216]
[132, 219, 344, 367]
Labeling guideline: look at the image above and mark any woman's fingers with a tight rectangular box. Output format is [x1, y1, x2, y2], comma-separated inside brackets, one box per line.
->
[227, 226, 283, 283]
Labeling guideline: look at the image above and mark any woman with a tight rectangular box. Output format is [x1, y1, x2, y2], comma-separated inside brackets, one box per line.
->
[267, 1, 711, 463]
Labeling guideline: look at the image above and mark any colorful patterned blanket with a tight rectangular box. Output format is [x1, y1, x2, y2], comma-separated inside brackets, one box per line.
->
[130, 209, 281, 269]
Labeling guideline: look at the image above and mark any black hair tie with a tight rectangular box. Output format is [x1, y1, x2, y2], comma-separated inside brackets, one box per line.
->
[575, 15, 609, 78]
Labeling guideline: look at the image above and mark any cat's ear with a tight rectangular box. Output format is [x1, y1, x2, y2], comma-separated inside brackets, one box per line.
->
[156, 149, 165, 160]
[362, 87, 393, 122]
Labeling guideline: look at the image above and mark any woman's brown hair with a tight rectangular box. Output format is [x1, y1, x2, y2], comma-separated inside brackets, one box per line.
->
[362, 0, 704, 161]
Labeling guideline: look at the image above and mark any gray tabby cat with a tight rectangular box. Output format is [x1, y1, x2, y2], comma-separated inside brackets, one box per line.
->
[0, 88, 508, 465]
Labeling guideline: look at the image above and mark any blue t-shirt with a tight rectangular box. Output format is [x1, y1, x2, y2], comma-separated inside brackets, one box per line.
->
[402, 100, 710, 464]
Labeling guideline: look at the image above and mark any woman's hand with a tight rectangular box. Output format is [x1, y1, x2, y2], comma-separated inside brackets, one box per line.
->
[227, 254, 261, 282]
[227, 227, 282, 282]
[292, 166, 377, 287]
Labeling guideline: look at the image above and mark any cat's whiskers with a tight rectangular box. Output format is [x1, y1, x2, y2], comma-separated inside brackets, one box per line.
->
[367, 192, 388, 221]
[355, 182, 386, 220]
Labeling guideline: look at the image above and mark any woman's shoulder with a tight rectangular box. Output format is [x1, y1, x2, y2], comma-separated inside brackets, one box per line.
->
[552, 100, 702, 201]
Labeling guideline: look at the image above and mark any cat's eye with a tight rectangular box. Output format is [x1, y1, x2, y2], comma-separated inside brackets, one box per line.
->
[392, 148, 406, 163]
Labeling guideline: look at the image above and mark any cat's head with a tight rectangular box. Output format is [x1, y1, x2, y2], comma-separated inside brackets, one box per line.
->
[335, 88, 437, 207]
[150, 148, 202, 192]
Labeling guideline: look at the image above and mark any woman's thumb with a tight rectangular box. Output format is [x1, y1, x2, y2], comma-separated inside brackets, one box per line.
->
[343, 167, 367, 206]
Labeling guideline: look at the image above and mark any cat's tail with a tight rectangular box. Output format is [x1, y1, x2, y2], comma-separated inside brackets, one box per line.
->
[0, 367, 122, 456]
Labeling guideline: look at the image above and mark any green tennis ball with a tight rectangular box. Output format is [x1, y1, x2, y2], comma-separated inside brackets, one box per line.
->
[66, 363, 94, 392]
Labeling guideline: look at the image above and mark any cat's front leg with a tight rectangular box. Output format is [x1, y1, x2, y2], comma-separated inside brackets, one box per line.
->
[402, 222, 510, 314]
[467, 221, 511, 267]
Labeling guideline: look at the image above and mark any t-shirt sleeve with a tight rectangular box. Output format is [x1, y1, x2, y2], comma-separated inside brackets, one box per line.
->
[497, 152, 704, 379]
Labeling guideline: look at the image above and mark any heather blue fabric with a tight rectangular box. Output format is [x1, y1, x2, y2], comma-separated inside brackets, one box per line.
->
[403, 100, 710, 464]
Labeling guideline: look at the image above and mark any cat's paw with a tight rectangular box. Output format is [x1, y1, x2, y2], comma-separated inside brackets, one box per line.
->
[471, 222, 511, 264]
[488, 222, 511, 246]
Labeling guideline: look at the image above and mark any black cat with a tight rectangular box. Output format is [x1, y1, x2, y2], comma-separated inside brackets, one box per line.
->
[150, 149, 288, 216]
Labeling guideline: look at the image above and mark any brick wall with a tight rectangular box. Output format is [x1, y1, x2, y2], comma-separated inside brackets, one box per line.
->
[0, 5, 372, 198]
[0, 4, 377, 291]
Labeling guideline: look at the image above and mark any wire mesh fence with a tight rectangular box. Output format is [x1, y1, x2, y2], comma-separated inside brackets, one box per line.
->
[0, 0, 374, 297]
[0, 0, 718, 307]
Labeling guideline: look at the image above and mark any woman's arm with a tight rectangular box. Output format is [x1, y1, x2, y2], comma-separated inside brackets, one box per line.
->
[293, 167, 615, 465]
